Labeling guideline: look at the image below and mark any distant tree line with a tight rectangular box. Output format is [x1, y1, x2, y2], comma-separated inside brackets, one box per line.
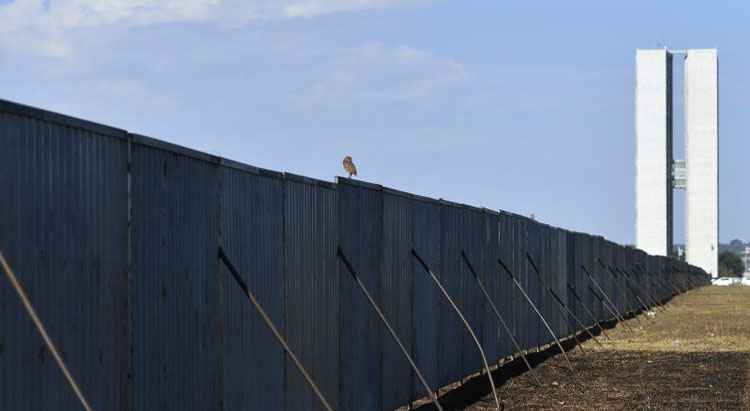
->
[719, 251, 745, 277]
[675, 238, 747, 277]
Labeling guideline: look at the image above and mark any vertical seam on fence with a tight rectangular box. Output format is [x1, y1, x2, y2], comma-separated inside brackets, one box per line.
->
[216, 162, 224, 411]
[408, 195, 416, 404]
[125, 133, 134, 411]
[281, 177, 288, 411]
[379, 188, 385, 411]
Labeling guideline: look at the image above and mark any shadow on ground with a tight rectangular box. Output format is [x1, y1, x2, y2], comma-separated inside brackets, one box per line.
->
[413, 345, 749, 410]
[406, 287, 750, 410]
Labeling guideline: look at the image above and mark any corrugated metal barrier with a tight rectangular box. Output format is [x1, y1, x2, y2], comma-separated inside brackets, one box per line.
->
[0, 100, 711, 410]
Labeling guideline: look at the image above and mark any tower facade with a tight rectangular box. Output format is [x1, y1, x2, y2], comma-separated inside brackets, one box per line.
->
[635, 48, 718, 277]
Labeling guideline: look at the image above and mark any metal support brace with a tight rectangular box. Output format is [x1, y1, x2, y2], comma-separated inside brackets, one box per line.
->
[460, 251, 542, 387]
[0, 250, 94, 411]
[645, 271, 670, 302]
[639, 266, 669, 307]
[623, 266, 666, 310]
[525, 254, 603, 349]
[586, 284, 622, 327]
[565, 283, 611, 341]
[497, 257, 577, 375]
[611, 265, 655, 312]
[618, 265, 665, 311]
[337, 247, 445, 411]
[581, 265, 635, 333]
[653, 264, 685, 295]
[638, 264, 683, 300]
[599, 264, 641, 321]
[652, 278, 674, 303]
[411, 249, 502, 411]
[652, 272, 680, 300]
[605, 265, 650, 320]
[218, 248, 335, 411]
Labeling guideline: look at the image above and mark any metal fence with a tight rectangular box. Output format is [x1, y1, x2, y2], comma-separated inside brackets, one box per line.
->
[0, 99, 710, 411]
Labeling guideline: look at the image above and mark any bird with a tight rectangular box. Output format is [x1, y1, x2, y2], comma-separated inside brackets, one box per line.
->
[342, 155, 357, 178]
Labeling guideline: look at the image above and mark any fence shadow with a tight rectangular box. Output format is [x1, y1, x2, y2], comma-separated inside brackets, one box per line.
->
[409, 332, 749, 410]
[409, 328, 598, 411]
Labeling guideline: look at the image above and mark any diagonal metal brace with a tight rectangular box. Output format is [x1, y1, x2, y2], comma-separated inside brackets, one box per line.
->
[598, 263, 640, 319]
[497, 257, 577, 375]
[218, 247, 335, 411]
[460, 250, 542, 387]
[610, 265, 657, 316]
[0, 250, 94, 411]
[525, 253, 603, 349]
[565, 282, 611, 340]
[565, 283, 611, 340]
[586, 283, 622, 328]
[411, 249, 502, 411]
[602, 265, 648, 323]
[581, 265, 635, 333]
[337, 246, 445, 411]
[616, 265, 665, 312]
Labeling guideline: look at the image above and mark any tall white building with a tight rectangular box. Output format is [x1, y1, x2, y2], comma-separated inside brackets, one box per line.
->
[635, 48, 718, 277]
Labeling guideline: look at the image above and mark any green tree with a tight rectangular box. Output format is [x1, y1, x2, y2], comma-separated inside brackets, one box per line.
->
[718, 251, 745, 277]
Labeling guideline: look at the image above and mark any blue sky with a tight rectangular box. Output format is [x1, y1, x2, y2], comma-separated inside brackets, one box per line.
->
[1, 0, 747, 245]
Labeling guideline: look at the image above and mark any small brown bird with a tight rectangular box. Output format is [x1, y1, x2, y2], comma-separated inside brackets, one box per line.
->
[342, 155, 357, 178]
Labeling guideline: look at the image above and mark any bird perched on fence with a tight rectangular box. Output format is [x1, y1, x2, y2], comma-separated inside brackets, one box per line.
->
[342, 155, 357, 178]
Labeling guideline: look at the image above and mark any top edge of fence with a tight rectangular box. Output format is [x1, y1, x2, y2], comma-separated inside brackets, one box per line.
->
[220, 158, 284, 179]
[0, 98, 128, 140]
[131, 133, 221, 164]
[438, 198, 488, 212]
[380, 185, 439, 204]
[284, 172, 336, 189]
[336, 177, 383, 191]
[481, 207, 501, 217]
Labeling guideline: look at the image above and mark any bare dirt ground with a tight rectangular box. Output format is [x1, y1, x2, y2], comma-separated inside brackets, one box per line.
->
[409, 285, 750, 411]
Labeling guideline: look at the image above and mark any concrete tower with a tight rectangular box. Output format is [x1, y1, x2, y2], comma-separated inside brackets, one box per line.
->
[635, 48, 718, 277]
[636, 49, 673, 257]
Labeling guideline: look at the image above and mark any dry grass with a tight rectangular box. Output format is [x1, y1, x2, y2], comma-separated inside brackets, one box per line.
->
[599, 286, 750, 353]
[410, 286, 750, 411]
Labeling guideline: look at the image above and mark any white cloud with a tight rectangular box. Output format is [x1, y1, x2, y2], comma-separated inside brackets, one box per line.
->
[282, 0, 414, 17]
[296, 43, 469, 107]
[0, 0, 425, 57]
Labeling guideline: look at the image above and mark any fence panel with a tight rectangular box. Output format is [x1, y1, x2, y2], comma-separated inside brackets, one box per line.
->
[131, 136, 220, 411]
[0, 102, 130, 411]
[284, 175, 340, 411]
[381, 188, 420, 410]
[550, 228, 567, 338]
[460, 205, 486, 375]
[337, 179, 384, 411]
[511, 216, 532, 351]
[438, 202, 468, 385]
[526, 220, 544, 349]
[220, 162, 285, 411]
[567, 232, 580, 333]
[495, 212, 516, 359]
[410, 193, 442, 398]
[530, 222, 551, 347]
[480, 210, 503, 362]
